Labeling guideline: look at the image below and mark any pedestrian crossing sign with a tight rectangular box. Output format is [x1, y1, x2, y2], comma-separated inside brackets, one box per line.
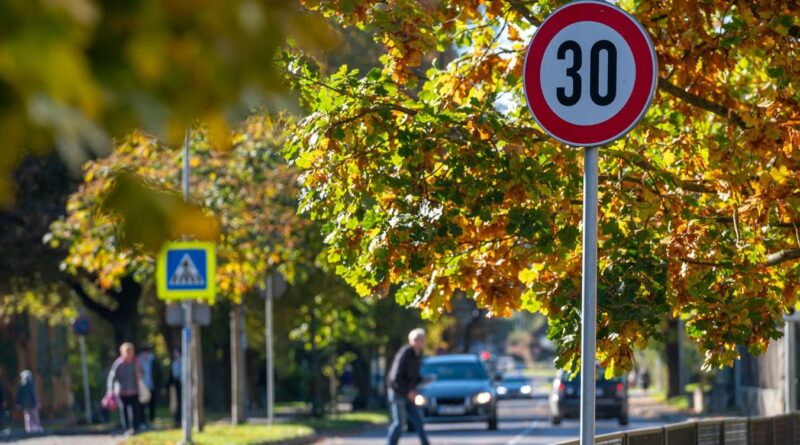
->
[157, 241, 216, 301]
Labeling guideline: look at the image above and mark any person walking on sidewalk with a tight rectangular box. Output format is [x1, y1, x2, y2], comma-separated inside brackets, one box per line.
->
[386, 328, 430, 445]
[137, 345, 161, 427]
[107, 343, 143, 435]
[16, 370, 42, 433]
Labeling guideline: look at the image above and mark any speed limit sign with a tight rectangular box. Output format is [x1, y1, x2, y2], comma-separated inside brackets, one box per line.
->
[523, 0, 658, 146]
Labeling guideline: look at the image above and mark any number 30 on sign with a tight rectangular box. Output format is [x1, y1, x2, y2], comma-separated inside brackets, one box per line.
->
[523, 0, 658, 147]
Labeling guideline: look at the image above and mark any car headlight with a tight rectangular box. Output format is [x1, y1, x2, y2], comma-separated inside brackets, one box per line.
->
[497, 386, 508, 396]
[414, 394, 427, 407]
[520, 384, 532, 395]
[473, 391, 493, 405]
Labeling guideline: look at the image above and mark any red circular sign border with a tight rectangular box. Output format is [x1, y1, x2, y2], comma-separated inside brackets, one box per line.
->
[522, 1, 658, 147]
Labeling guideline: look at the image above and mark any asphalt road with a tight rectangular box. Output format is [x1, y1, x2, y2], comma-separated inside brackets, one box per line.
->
[320, 396, 665, 445]
[9, 386, 676, 445]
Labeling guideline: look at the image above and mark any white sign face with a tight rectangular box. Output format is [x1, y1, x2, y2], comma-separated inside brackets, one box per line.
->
[523, 1, 658, 147]
[539, 22, 636, 126]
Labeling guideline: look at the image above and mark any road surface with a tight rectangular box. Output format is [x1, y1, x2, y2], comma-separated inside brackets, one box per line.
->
[9, 388, 679, 445]
[320, 395, 667, 445]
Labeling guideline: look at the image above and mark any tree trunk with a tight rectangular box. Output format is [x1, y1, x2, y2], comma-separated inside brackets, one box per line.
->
[230, 305, 245, 424]
[192, 322, 205, 432]
[310, 317, 324, 417]
[665, 318, 682, 397]
[66, 274, 142, 348]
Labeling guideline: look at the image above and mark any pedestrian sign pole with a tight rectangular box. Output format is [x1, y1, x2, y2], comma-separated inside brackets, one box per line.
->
[156, 130, 217, 445]
[522, 2, 657, 444]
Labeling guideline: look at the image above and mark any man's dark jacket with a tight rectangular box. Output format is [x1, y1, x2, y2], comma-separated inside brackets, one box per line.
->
[387, 345, 423, 397]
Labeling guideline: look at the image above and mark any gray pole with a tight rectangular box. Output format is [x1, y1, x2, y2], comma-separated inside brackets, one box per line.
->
[786, 318, 796, 413]
[265, 273, 275, 424]
[580, 146, 598, 445]
[78, 335, 92, 425]
[181, 129, 193, 445]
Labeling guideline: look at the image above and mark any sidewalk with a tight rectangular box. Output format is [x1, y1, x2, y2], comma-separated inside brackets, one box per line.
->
[627, 389, 688, 422]
[7, 434, 121, 445]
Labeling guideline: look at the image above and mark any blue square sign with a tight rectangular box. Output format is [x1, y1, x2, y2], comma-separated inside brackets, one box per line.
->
[166, 249, 208, 290]
[157, 241, 216, 301]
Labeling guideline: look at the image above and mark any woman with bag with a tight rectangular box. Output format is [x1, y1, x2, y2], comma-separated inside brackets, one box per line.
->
[106, 343, 145, 435]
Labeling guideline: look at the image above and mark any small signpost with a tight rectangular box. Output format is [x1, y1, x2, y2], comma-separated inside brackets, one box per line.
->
[71, 316, 92, 425]
[155, 131, 217, 445]
[263, 271, 287, 425]
[522, 2, 657, 444]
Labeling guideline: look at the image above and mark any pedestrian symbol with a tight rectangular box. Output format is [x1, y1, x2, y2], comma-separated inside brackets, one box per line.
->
[157, 241, 216, 301]
[169, 253, 205, 287]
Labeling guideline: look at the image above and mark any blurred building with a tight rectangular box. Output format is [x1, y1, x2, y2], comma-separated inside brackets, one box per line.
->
[0, 313, 73, 421]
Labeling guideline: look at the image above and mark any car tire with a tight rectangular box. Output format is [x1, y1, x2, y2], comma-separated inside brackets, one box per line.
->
[551, 415, 562, 426]
[488, 416, 499, 431]
[619, 414, 629, 426]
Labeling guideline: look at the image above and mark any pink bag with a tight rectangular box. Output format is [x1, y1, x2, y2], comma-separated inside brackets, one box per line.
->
[101, 393, 118, 411]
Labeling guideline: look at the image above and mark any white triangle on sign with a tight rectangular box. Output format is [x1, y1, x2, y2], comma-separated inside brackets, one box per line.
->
[169, 254, 205, 286]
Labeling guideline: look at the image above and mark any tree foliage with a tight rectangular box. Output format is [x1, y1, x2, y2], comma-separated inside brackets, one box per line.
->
[49, 116, 307, 308]
[286, 0, 800, 372]
[0, 0, 338, 207]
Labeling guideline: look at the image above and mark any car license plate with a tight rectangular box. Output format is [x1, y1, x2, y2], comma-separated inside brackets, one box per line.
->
[438, 405, 466, 415]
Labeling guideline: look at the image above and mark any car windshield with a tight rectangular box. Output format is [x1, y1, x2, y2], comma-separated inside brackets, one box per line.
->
[502, 376, 529, 383]
[562, 369, 622, 383]
[421, 362, 489, 381]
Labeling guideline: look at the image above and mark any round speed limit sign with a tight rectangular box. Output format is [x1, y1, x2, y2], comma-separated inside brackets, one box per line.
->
[523, 1, 658, 147]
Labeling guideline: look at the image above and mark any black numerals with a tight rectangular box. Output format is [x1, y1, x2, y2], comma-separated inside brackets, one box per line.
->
[556, 40, 582, 106]
[590, 40, 617, 105]
[555, 39, 618, 106]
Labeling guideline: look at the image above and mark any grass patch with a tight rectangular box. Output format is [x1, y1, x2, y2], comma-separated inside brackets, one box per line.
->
[299, 411, 388, 432]
[523, 366, 556, 379]
[123, 424, 314, 445]
[666, 395, 689, 410]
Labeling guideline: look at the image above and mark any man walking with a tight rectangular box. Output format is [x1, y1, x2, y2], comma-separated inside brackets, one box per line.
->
[386, 328, 430, 445]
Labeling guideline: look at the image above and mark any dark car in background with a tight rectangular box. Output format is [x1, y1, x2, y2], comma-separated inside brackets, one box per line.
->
[496, 375, 534, 400]
[413, 354, 499, 430]
[549, 369, 628, 425]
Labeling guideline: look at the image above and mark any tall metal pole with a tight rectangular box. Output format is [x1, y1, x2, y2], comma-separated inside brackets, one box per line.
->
[181, 129, 193, 445]
[580, 146, 598, 445]
[78, 335, 92, 425]
[786, 318, 796, 413]
[265, 273, 275, 425]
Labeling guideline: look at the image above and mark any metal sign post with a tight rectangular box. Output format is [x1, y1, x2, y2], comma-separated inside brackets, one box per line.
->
[580, 146, 599, 443]
[265, 273, 275, 425]
[78, 335, 92, 425]
[264, 271, 286, 425]
[72, 316, 93, 426]
[181, 130, 193, 445]
[786, 316, 797, 413]
[521, 3, 658, 444]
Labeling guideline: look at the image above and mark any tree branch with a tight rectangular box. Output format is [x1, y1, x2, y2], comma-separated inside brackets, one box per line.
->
[658, 78, 746, 129]
[681, 257, 725, 267]
[683, 249, 800, 268]
[507, 0, 541, 26]
[328, 104, 417, 129]
[766, 249, 800, 266]
[65, 276, 115, 321]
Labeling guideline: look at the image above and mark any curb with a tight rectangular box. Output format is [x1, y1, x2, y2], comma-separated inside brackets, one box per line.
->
[262, 434, 321, 445]
[0, 427, 118, 443]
